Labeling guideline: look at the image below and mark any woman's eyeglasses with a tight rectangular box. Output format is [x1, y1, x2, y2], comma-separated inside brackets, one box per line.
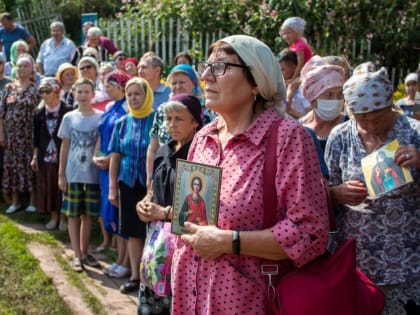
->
[39, 89, 52, 95]
[80, 65, 94, 71]
[197, 61, 250, 76]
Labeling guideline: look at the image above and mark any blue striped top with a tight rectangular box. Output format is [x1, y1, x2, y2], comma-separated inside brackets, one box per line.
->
[109, 112, 155, 188]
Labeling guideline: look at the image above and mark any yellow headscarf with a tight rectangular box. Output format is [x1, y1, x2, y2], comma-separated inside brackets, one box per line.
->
[126, 77, 154, 118]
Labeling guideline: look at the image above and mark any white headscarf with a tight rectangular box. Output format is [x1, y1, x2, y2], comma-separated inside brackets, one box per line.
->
[343, 62, 393, 114]
[281, 17, 306, 33]
[221, 35, 286, 115]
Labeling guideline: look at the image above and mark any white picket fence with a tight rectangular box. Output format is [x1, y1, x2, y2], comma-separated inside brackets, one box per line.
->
[99, 17, 224, 65]
[99, 16, 411, 85]
[14, 3, 411, 86]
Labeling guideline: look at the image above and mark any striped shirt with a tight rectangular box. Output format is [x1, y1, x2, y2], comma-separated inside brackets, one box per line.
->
[109, 112, 155, 188]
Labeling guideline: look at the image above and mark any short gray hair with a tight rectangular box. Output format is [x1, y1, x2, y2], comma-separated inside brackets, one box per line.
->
[141, 56, 164, 76]
[161, 100, 188, 114]
[50, 21, 65, 32]
[87, 26, 102, 37]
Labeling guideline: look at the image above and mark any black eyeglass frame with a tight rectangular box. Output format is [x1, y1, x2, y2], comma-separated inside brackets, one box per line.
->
[39, 89, 53, 95]
[79, 65, 94, 71]
[197, 61, 250, 76]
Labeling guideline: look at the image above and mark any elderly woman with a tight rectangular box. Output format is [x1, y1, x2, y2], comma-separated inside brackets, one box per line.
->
[123, 57, 138, 77]
[108, 77, 155, 294]
[168, 35, 329, 314]
[31, 78, 72, 230]
[5, 40, 28, 78]
[299, 55, 346, 152]
[325, 62, 420, 314]
[93, 70, 131, 277]
[72, 26, 113, 66]
[0, 54, 41, 213]
[5, 40, 42, 85]
[136, 93, 203, 314]
[56, 63, 78, 107]
[396, 73, 419, 119]
[78, 56, 110, 111]
[146, 64, 214, 188]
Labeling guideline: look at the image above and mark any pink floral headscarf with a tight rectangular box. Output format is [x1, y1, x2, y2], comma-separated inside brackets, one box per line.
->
[301, 55, 345, 102]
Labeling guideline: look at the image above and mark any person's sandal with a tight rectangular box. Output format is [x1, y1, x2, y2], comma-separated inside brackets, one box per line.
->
[45, 219, 58, 230]
[120, 279, 140, 294]
[103, 263, 119, 276]
[82, 254, 101, 268]
[71, 258, 83, 273]
[110, 265, 131, 278]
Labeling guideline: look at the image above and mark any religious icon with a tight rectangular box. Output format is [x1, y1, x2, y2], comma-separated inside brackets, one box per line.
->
[362, 139, 413, 197]
[171, 160, 222, 235]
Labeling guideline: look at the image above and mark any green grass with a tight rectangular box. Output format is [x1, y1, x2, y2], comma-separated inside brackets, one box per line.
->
[0, 206, 109, 315]
[0, 215, 72, 315]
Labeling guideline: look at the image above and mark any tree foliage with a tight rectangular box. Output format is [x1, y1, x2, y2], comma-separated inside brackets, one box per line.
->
[118, 0, 419, 72]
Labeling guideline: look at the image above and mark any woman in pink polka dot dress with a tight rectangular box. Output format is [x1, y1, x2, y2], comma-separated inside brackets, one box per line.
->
[169, 35, 330, 315]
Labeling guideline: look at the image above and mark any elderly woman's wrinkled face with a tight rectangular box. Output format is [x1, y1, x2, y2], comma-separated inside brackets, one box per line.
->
[17, 44, 28, 56]
[353, 106, 392, 135]
[16, 59, 32, 78]
[317, 86, 343, 100]
[105, 81, 123, 101]
[99, 65, 113, 84]
[165, 108, 198, 143]
[124, 62, 138, 77]
[170, 72, 195, 96]
[61, 69, 76, 86]
[39, 85, 59, 105]
[201, 50, 256, 115]
[88, 35, 100, 47]
[79, 62, 96, 81]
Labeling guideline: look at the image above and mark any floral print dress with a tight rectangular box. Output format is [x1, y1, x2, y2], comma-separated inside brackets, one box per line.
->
[325, 115, 420, 314]
[0, 81, 40, 193]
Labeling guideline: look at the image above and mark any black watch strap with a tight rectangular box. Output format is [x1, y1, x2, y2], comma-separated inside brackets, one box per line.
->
[232, 230, 240, 255]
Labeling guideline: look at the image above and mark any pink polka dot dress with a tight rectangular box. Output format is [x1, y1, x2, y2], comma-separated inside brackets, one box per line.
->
[171, 108, 329, 314]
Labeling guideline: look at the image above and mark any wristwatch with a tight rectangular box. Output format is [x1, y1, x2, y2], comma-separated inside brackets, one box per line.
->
[232, 230, 240, 256]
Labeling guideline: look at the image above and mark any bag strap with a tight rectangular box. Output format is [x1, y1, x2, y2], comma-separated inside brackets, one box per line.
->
[262, 119, 280, 229]
[262, 120, 336, 231]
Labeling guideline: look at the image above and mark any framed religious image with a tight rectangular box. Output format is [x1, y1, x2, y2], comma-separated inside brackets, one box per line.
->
[361, 139, 413, 197]
[171, 159, 222, 235]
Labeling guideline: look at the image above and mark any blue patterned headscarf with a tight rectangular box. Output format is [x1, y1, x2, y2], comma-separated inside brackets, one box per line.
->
[168, 64, 202, 97]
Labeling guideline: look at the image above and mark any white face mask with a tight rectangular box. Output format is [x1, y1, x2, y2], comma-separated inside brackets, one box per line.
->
[315, 99, 344, 121]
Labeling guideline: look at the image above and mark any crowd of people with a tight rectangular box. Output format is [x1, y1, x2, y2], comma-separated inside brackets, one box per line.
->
[0, 12, 419, 315]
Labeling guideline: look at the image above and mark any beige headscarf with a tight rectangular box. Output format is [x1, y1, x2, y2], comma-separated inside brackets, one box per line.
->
[343, 62, 393, 114]
[221, 35, 286, 116]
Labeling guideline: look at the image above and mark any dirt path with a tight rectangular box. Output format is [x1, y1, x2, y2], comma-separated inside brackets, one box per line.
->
[18, 223, 138, 315]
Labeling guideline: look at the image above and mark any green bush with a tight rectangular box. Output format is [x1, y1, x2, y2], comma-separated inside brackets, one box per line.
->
[117, 0, 419, 77]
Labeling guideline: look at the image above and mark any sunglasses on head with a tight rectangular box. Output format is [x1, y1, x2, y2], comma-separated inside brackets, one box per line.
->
[80, 65, 94, 71]
[39, 89, 52, 95]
